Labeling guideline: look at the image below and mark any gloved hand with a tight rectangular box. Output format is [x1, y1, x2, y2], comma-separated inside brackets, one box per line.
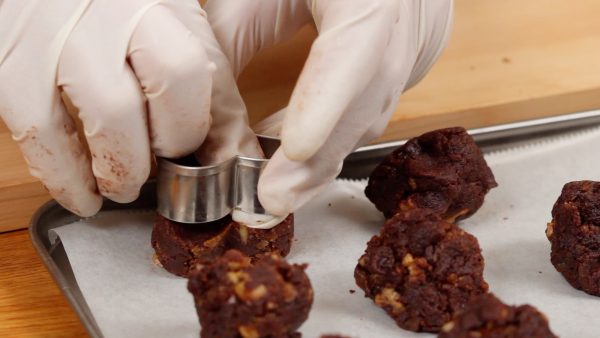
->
[0, 0, 260, 216]
[204, 0, 454, 216]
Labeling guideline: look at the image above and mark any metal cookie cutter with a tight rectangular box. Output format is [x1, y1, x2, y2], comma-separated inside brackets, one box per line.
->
[156, 140, 285, 228]
[156, 156, 236, 224]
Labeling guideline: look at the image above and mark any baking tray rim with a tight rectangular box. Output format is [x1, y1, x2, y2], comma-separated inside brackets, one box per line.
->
[29, 199, 101, 337]
[29, 183, 157, 338]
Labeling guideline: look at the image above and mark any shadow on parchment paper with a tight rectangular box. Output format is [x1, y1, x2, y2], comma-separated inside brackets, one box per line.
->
[482, 238, 591, 300]
[314, 300, 401, 333]
[310, 270, 402, 331]
[326, 195, 384, 233]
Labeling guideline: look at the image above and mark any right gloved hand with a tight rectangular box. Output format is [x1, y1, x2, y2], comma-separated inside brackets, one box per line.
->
[205, 0, 453, 217]
[0, 0, 259, 216]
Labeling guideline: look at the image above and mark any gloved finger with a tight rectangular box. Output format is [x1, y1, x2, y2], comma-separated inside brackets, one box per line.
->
[58, 33, 151, 203]
[0, 1, 102, 216]
[258, 33, 415, 216]
[405, 0, 454, 90]
[258, 146, 341, 217]
[165, 0, 263, 163]
[350, 0, 454, 145]
[0, 96, 102, 217]
[258, 99, 396, 217]
[281, 0, 399, 162]
[258, 92, 397, 216]
[252, 107, 286, 138]
[204, 0, 312, 78]
[128, 4, 213, 159]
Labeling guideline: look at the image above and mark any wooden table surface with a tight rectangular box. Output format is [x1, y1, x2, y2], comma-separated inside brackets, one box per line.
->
[2, 0, 600, 336]
[0, 230, 87, 337]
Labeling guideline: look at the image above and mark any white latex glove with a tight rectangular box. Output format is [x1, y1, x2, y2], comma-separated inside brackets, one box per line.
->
[0, 0, 259, 216]
[205, 0, 454, 216]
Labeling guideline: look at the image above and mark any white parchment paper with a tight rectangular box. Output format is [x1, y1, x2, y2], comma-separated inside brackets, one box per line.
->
[52, 127, 600, 338]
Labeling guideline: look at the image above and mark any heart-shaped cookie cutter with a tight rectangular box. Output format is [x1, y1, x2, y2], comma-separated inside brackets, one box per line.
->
[156, 136, 279, 224]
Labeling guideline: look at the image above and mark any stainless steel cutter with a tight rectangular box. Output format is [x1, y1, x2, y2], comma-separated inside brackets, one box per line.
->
[156, 136, 280, 224]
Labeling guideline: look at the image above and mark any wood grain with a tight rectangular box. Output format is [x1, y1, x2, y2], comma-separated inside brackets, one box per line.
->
[384, 0, 600, 141]
[0, 230, 87, 337]
[0, 129, 50, 233]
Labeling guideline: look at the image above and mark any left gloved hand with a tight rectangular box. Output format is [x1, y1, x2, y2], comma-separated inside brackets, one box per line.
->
[204, 0, 454, 216]
[0, 0, 262, 216]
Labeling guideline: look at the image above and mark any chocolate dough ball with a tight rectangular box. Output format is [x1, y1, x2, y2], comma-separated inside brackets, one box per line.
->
[365, 127, 497, 222]
[152, 214, 294, 277]
[355, 210, 488, 332]
[439, 293, 557, 338]
[188, 250, 313, 338]
[547, 180, 600, 296]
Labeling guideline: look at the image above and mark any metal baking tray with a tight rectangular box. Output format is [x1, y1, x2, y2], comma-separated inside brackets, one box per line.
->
[30, 110, 600, 338]
[30, 183, 157, 338]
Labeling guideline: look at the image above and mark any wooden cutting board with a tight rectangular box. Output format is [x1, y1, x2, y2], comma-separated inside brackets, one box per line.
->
[2, 0, 600, 232]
